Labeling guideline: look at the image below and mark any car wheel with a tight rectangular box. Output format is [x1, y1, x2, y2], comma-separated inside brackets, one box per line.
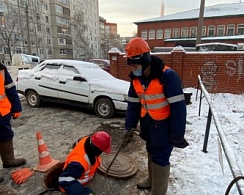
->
[26, 90, 41, 107]
[94, 98, 115, 118]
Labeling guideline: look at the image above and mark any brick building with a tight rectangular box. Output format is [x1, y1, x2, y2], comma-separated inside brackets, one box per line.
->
[134, 2, 244, 49]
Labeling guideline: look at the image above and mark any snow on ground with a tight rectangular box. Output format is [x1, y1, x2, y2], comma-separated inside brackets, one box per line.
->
[167, 88, 244, 195]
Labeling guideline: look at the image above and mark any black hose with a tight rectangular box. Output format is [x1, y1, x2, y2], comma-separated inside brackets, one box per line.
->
[225, 176, 244, 195]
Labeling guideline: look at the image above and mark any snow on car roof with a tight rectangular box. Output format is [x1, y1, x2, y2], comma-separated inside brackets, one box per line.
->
[32, 59, 115, 81]
[41, 59, 99, 68]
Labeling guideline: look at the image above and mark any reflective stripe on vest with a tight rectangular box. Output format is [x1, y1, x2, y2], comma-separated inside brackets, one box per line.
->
[132, 67, 171, 120]
[60, 137, 101, 192]
[0, 69, 12, 116]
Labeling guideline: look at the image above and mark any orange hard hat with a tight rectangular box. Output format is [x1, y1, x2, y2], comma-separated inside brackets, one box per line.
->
[91, 131, 111, 154]
[125, 37, 150, 58]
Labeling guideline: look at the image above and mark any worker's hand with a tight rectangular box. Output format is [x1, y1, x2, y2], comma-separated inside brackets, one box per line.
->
[122, 129, 134, 148]
[12, 112, 21, 119]
[171, 137, 189, 148]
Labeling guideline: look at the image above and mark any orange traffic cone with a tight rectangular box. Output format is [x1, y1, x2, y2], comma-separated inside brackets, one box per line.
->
[34, 132, 60, 172]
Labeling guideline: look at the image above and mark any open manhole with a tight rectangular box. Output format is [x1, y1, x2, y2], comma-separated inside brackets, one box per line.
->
[98, 152, 138, 179]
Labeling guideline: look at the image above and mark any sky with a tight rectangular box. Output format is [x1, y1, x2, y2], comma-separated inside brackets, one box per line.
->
[98, 0, 243, 37]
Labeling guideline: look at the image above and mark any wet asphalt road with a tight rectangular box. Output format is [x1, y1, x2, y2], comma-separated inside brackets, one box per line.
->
[0, 97, 149, 195]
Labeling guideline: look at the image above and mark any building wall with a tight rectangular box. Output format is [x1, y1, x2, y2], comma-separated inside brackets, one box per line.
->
[0, 0, 100, 63]
[109, 50, 244, 94]
[137, 15, 244, 48]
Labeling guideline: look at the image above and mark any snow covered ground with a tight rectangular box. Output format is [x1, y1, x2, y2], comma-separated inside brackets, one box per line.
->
[168, 88, 244, 195]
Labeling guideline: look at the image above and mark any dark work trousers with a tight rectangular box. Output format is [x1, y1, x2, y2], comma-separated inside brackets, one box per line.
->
[0, 113, 14, 141]
[140, 114, 173, 166]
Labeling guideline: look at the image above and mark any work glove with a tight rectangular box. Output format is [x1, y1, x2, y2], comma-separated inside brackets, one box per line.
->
[122, 128, 134, 148]
[171, 137, 189, 148]
[12, 112, 21, 119]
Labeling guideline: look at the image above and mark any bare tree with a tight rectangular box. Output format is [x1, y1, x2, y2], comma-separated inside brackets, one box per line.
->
[0, 5, 20, 62]
[71, 11, 90, 60]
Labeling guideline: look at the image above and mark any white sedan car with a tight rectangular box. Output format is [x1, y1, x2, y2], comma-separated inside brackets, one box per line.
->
[16, 59, 130, 118]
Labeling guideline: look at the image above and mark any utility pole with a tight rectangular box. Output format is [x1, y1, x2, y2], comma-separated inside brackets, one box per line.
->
[25, 4, 31, 54]
[196, 0, 205, 45]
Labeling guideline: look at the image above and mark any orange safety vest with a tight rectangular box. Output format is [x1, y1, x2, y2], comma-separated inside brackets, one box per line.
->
[60, 137, 101, 192]
[0, 69, 12, 116]
[132, 66, 170, 121]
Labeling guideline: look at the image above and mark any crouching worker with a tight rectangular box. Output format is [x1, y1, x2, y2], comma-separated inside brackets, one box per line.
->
[59, 131, 112, 195]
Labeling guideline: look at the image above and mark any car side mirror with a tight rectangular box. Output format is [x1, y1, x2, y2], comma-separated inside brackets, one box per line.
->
[73, 75, 86, 82]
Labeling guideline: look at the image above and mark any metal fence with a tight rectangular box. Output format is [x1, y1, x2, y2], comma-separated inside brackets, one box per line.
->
[197, 75, 244, 195]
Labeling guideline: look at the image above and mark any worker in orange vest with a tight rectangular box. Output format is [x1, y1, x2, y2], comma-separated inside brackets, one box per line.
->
[59, 131, 111, 195]
[123, 37, 189, 195]
[0, 62, 26, 168]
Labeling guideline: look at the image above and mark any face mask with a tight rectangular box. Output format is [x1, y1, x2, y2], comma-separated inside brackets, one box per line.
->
[133, 67, 142, 76]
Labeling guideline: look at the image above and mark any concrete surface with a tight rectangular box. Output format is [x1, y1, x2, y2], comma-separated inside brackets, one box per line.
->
[0, 98, 149, 195]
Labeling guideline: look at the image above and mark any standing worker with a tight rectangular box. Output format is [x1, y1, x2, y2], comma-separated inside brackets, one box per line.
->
[59, 131, 112, 195]
[123, 37, 189, 195]
[0, 62, 26, 168]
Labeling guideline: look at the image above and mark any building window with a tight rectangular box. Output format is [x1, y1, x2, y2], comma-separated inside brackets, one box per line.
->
[173, 28, 180, 38]
[46, 27, 50, 33]
[227, 24, 235, 35]
[149, 29, 155, 40]
[4, 47, 10, 54]
[156, 29, 163, 39]
[37, 25, 41, 32]
[44, 4, 48, 10]
[164, 29, 171, 39]
[181, 27, 188, 37]
[60, 0, 69, 4]
[39, 48, 43, 55]
[58, 38, 66, 45]
[208, 26, 215, 36]
[190, 27, 197, 37]
[45, 16, 49, 23]
[38, 38, 42, 44]
[66, 39, 72, 45]
[60, 49, 66, 55]
[55, 5, 63, 13]
[217, 25, 225, 36]
[237, 24, 244, 35]
[48, 49, 52, 55]
[0, 47, 3, 54]
[36, 13, 40, 20]
[202, 26, 206, 36]
[56, 16, 70, 25]
[141, 30, 147, 40]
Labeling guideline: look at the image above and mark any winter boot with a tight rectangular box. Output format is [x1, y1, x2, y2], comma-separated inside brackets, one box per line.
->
[151, 162, 170, 195]
[0, 139, 26, 168]
[137, 153, 152, 189]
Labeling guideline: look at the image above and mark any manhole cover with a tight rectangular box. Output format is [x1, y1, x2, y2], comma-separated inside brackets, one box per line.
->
[98, 152, 138, 179]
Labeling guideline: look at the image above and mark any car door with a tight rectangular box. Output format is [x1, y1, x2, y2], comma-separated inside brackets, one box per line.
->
[57, 65, 90, 103]
[33, 63, 60, 98]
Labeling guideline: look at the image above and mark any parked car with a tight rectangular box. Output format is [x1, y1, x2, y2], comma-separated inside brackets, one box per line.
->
[16, 59, 129, 118]
[89, 59, 110, 72]
[196, 42, 238, 51]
